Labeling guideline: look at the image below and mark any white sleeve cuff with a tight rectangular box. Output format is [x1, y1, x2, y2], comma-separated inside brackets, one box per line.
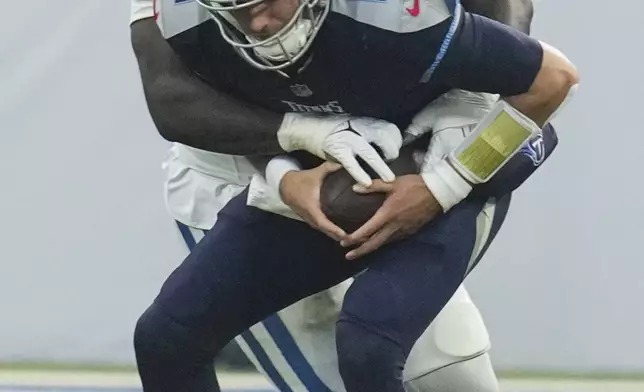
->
[247, 175, 303, 222]
[265, 155, 303, 193]
[421, 159, 473, 212]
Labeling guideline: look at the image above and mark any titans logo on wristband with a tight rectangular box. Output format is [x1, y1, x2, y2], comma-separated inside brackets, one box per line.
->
[520, 132, 546, 166]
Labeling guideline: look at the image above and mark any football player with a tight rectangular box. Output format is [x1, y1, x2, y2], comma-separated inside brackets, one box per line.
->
[129, 0, 577, 390]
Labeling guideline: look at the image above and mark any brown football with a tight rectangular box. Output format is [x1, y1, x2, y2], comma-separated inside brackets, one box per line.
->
[320, 146, 419, 232]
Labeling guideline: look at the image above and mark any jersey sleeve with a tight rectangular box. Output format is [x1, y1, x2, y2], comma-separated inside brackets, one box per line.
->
[131, 0, 155, 25]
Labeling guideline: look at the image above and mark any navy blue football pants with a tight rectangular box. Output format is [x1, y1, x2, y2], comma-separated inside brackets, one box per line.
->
[134, 190, 510, 392]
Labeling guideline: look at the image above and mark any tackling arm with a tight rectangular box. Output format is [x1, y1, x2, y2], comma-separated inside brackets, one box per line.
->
[130, 18, 284, 156]
[130, 16, 402, 184]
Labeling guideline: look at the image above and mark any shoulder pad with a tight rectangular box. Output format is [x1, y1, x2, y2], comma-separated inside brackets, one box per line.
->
[331, 0, 453, 33]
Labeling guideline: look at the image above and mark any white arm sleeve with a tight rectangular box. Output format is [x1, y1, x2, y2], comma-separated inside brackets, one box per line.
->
[130, 0, 155, 24]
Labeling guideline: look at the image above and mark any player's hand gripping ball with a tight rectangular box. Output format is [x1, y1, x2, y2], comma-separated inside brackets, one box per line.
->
[319, 146, 418, 232]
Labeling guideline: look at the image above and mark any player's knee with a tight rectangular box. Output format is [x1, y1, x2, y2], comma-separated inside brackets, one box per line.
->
[133, 304, 171, 365]
[134, 303, 227, 389]
[134, 303, 210, 368]
[509, 42, 580, 126]
[336, 320, 404, 388]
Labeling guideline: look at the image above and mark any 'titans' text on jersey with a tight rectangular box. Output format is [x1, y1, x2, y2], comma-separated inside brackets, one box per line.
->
[150, 0, 460, 128]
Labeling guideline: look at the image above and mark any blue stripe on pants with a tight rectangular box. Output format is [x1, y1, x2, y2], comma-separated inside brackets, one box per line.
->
[262, 315, 331, 391]
[176, 220, 197, 250]
[240, 331, 294, 392]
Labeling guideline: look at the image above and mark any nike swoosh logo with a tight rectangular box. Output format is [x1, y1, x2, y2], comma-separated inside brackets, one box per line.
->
[406, 0, 420, 16]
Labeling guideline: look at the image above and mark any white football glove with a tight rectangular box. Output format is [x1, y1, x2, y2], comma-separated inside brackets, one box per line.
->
[277, 113, 403, 186]
[405, 90, 496, 212]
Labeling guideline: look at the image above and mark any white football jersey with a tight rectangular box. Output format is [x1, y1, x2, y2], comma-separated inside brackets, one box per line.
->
[162, 144, 258, 230]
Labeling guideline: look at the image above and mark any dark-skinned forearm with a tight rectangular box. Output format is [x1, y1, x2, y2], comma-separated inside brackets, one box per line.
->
[131, 18, 284, 156]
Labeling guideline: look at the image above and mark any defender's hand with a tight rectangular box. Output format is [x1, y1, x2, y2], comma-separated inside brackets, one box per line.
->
[279, 162, 347, 241]
[340, 175, 443, 260]
[322, 118, 402, 186]
[277, 114, 403, 187]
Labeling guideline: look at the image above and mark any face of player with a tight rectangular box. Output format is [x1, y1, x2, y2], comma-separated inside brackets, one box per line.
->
[230, 0, 301, 38]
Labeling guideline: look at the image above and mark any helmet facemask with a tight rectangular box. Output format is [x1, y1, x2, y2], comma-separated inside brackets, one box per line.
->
[197, 0, 330, 74]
